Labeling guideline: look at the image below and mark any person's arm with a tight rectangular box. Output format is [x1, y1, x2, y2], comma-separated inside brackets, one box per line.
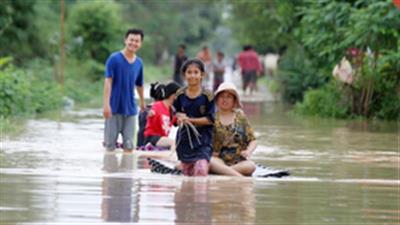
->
[136, 86, 145, 112]
[241, 140, 257, 159]
[103, 78, 112, 119]
[176, 113, 212, 126]
[188, 117, 213, 126]
[238, 111, 257, 158]
[255, 53, 262, 75]
[188, 94, 215, 126]
[135, 63, 145, 112]
[103, 55, 114, 119]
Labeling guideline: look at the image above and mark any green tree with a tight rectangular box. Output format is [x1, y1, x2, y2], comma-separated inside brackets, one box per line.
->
[117, 0, 223, 64]
[228, 0, 301, 53]
[298, 0, 400, 118]
[0, 0, 45, 64]
[68, 1, 123, 65]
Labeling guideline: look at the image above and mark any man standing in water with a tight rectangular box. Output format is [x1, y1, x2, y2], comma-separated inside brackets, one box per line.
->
[196, 46, 213, 88]
[237, 45, 262, 96]
[103, 28, 145, 152]
[173, 44, 188, 85]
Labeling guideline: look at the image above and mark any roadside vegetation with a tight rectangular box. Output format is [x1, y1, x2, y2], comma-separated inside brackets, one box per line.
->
[1, 0, 398, 135]
[0, 0, 224, 132]
[229, 0, 399, 120]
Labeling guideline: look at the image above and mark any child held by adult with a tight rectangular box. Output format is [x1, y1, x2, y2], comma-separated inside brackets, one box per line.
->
[173, 59, 215, 176]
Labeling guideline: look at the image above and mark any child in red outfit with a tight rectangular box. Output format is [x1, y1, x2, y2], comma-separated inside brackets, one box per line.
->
[144, 82, 180, 151]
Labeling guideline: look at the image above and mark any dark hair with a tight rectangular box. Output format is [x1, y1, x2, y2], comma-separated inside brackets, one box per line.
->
[164, 81, 181, 98]
[179, 44, 186, 50]
[150, 81, 181, 101]
[217, 51, 224, 57]
[125, 28, 144, 40]
[180, 58, 205, 75]
[150, 82, 166, 101]
[243, 45, 252, 51]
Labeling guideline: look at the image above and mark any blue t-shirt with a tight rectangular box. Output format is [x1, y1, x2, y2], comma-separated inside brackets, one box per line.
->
[173, 88, 215, 163]
[105, 51, 144, 116]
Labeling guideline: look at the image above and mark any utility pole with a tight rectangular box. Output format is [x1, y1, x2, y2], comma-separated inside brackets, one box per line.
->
[60, 0, 65, 91]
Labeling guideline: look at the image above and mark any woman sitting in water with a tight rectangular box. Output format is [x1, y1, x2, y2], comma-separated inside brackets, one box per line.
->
[143, 81, 181, 151]
[210, 82, 257, 176]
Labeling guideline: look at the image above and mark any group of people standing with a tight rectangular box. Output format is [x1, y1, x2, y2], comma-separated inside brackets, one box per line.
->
[103, 28, 259, 177]
[173, 44, 263, 96]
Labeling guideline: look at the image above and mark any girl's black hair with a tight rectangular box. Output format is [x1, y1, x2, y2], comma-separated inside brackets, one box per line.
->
[180, 58, 205, 75]
[150, 82, 166, 101]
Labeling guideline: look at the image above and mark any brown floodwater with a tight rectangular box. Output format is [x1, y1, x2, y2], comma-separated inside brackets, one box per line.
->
[0, 103, 398, 224]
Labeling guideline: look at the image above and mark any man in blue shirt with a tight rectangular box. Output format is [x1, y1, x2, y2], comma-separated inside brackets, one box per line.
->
[103, 28, 145, 152]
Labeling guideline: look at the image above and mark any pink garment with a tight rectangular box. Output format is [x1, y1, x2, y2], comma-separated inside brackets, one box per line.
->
[181, 159, 209, 176]
[237, 50, 262, 73]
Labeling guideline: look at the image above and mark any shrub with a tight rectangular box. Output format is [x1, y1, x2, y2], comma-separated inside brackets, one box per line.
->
[295, 82, 349, 118]
[277, 44, 329, 104]
[0, 58, 62, 117]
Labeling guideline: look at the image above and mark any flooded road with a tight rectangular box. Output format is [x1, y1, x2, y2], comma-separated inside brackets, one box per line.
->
[1, 104, 399, 224]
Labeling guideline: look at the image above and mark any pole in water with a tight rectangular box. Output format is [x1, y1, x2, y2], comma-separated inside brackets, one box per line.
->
[59, 0, 65, 92]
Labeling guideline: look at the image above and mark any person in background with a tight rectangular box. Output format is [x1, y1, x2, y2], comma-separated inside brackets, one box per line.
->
[212, 51, 226, 91]
[173, 44, 188, 86]
[237, 45, 262, 96]
[196, 46, 213, 88]
[103, 28, 145, 152]
[173, 59, 215, 176]
[210, 82, 257, 176]
[144, 81, 181, 151]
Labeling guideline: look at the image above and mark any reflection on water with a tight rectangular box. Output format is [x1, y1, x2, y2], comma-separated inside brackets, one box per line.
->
[174, 178, 255, 225]
[101, 153, 139, 222]
[100, 153, 256, 225]
[0, 104, 399, 224]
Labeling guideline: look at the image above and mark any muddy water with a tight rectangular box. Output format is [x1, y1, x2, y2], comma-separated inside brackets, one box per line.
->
[0, 104, 398, 224]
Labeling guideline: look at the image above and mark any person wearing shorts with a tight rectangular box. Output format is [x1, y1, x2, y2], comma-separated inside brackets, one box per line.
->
[103, 28, 145, 152]
[237, 45, 262, 95]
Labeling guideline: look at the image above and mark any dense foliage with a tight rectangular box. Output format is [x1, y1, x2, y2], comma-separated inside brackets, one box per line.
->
[0, 0, 398, 121]
[0, 57, 62, 117]
[117, 0, 223, 64]
[229, 0, 400, 120]
[68, 1, 123, 65]
[0, 0, 224, 119]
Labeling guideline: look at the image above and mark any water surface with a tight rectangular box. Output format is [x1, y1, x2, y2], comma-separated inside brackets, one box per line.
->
[1, 104, 398, 224]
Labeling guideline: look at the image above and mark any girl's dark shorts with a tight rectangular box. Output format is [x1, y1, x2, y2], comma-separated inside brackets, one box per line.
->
[144, 135, 161, 146]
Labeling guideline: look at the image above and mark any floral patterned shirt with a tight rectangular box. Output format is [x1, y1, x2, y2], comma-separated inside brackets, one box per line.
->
[213, 110, 256, 165]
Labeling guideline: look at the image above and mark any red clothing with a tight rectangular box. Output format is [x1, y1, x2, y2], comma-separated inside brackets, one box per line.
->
[237, 50, 262, 73]
[144, 101, 174, 137]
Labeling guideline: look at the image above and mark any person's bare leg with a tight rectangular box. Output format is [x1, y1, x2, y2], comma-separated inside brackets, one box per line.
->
[123, 148, 133, 153]
[249, 82, 256, 96]
[156, 137, 177, 161]
[209, 157, 243, 177]
[156, 137, 175, 150]
[231, 160, 256, 176]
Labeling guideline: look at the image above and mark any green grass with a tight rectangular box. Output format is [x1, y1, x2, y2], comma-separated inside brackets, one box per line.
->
[144, 64, 174, 82]
[0, 116, 28, 137]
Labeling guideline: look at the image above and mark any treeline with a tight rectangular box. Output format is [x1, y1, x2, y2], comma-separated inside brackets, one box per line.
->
[0, 0, 224, 118]
[229, 0, 399, 120]
[1, 0, 398, 121]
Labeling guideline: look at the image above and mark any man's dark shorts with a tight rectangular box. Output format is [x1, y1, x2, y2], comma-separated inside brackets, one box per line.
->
[241, 70, 257, 87]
